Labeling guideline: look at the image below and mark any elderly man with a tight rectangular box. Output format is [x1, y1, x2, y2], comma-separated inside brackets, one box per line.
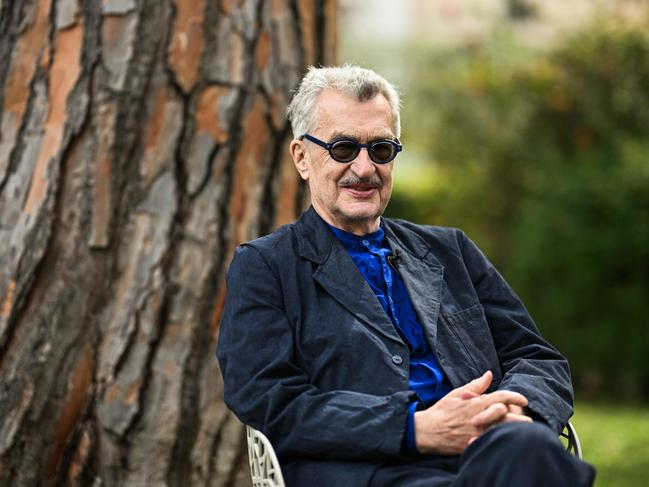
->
[217, 65, 595, 486]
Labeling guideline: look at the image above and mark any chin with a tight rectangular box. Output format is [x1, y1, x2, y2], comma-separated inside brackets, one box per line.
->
[337, 204, 383, 225]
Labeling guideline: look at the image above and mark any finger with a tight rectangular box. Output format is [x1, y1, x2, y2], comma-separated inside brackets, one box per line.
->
[458, 390, 480, 400]
[508, 404, 524, 415]
[467, 435, 479, 445]
[499, 412, 533, 424]
[455, 371, 492, 396]
[471, 402, 508, 427]
[482, 390, 528, 408]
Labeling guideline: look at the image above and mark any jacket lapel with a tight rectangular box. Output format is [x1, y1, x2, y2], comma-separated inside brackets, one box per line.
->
[383, 221, 445, 347]
[313, 242, 405, 346]
[295, 208, 405, 347]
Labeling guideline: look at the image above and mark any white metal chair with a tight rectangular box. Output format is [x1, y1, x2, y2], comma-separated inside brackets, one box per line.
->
[246, 426, 286, 487]
[561, 421, 583, 459]
[245, 421, 582, 486]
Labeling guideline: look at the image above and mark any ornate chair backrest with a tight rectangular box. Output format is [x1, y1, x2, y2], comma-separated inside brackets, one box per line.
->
[246, 426, 286, 487]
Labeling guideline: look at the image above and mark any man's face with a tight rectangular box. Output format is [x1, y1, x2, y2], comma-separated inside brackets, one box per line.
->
[290, 89, 396, 235]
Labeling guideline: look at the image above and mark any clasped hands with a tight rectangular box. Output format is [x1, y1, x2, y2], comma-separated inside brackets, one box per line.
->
[414, 370, 532, 455]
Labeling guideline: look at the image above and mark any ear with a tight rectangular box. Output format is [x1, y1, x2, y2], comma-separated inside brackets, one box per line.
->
[290, 139, 310, 181]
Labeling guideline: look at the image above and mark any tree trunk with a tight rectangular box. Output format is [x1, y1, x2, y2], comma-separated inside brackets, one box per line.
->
[0, 1, 336, 485]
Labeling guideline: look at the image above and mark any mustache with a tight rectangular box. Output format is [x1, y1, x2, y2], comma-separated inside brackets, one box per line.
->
[339, 176, 383, 188]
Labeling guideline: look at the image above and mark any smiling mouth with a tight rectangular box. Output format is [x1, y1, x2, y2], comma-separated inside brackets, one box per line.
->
[339, 176, 382, 198]
[342, 183, 378, 197]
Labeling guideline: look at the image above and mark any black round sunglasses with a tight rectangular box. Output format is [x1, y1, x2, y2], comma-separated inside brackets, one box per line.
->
[300, 134, 402, 164]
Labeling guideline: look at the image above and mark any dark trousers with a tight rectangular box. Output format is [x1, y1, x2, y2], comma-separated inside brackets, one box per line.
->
[370, 422, 596, 487]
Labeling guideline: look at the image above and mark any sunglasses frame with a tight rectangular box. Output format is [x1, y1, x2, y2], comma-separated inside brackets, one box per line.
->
[300, 133, 402, 164]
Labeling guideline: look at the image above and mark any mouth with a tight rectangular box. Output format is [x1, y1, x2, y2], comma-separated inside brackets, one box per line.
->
[341, 182, 379, 198]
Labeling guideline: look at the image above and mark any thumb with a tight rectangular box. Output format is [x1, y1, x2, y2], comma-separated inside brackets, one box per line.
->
[458, 390, 480, 400]
[461, 370, 493, 395]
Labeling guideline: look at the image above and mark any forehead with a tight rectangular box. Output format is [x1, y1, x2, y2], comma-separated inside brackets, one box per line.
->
[314, 89, 394, 139]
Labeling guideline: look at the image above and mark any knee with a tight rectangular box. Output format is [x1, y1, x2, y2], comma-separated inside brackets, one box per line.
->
[486, 421, 560, 453]
[460, 422, 595, 487]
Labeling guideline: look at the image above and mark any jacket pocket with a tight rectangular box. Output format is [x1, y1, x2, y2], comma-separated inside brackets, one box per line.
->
[440, 304, 502, 385]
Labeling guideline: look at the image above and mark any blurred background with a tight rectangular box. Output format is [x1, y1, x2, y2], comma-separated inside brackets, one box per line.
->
[1, 1, 647, 484]
[341, 0, 649, 485]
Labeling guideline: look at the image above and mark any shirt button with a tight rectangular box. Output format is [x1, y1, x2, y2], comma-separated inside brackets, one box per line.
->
[361, 239, 369, 246]
[391, 354, 403, 365]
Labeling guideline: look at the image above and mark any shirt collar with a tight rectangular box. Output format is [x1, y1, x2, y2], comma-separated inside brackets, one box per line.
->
[327, 221, 386, 252]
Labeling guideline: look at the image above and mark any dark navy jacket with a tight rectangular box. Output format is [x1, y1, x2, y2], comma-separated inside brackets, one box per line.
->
[217, 207, 573, 486]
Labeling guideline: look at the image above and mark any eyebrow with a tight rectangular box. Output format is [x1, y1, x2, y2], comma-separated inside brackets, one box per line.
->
[328, 131, 396, 141]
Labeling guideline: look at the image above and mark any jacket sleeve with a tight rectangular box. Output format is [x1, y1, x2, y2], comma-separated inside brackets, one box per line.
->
[216, 244, 414, 461]
[457, 230, 574, 433]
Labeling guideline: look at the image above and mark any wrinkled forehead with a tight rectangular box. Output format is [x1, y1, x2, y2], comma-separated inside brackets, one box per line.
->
[313, 90, 395, 140]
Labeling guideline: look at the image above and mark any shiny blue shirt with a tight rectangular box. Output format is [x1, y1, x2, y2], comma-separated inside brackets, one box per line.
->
[328, 223, 453, 454]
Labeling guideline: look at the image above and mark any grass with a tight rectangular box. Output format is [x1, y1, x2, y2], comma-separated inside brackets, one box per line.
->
[570, 402, 649, 486]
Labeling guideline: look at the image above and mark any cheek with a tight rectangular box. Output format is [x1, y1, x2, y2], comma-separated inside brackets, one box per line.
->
[380, 169, 393, 193]
[381, 185, 392, 201]
[327, 167, 348, 188]
[309, 168, 343, 197]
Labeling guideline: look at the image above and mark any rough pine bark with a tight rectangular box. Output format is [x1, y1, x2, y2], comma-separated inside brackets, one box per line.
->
[0, 0, 337, 485]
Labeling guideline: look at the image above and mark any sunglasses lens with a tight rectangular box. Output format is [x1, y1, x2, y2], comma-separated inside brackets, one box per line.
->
[369, 141, 396, 163]
[330, 141, 360, 162]
[324, 138, 399, 164]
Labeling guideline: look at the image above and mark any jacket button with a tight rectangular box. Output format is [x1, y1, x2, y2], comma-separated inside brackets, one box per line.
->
[391, 354, 403, 365]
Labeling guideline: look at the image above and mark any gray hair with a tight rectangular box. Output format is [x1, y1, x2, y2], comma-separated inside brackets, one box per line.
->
[286, 64, 401, 139]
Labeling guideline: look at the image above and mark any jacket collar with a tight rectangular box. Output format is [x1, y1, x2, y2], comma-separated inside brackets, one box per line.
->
[294, 207, 445, 347]
[294, 206, 336, 264]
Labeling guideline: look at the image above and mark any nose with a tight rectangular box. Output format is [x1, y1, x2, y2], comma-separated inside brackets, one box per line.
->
[349, 147, 375, 177]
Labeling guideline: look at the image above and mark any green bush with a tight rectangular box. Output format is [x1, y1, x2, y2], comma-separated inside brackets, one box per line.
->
[388, 20, 649, 399]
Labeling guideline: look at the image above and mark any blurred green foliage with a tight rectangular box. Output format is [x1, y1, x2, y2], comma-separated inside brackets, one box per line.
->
[387, 20, 649, 399]
[572, 402, 649, 486]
